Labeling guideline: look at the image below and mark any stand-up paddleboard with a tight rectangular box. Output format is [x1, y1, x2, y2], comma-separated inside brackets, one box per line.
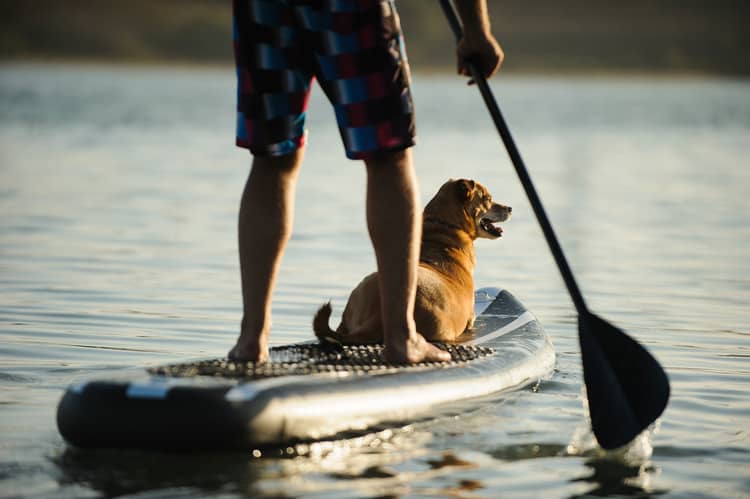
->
[57, 288, 555, 450]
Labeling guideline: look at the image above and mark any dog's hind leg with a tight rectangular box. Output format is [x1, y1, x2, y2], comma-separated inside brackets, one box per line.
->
[340, 318, 382, 344]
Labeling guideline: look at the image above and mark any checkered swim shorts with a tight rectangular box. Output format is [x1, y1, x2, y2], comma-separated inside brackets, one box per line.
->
[233, 0, 416, 160]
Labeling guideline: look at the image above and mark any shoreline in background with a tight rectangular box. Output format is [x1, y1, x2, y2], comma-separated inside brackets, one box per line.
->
[2, 59, 747, 82]
[2, 0, 748, 77]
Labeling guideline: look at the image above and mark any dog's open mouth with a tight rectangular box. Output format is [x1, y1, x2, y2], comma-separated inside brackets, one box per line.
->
[480, 218, 503, 237]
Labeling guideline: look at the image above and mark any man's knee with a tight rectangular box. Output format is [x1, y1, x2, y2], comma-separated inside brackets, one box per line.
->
[364, 147, 413, 176]
[250, 149, 304, 183]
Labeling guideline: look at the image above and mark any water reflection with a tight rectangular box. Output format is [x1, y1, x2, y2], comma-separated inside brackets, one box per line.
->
[54, 426, 431, 497]
[483, 428, 663, 498]
[569, 458, 666, 498]
[489, 442, 567, 461]
[55, 448, 261, 497]
[54, 426, 498, 498]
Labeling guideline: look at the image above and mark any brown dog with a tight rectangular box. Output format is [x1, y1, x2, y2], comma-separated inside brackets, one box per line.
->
[313, 179, 511, 344]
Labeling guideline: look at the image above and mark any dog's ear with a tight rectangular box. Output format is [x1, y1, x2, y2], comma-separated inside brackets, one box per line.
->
[456, 179, 476, 200]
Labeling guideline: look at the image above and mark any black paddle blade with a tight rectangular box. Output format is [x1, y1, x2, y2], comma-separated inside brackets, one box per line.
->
[578, 313, 670, 450]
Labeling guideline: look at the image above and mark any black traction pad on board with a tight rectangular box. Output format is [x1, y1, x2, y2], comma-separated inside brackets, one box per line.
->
[148, 342, 495, 380]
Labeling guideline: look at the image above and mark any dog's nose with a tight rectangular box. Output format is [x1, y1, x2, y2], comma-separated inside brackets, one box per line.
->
[508, 206, 512, 212]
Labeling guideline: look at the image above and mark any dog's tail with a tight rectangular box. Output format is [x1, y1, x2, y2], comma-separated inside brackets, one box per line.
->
[313, 302, 343, 345]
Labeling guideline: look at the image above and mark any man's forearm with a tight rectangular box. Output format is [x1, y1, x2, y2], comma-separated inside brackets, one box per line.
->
[453, 0, 492, 38]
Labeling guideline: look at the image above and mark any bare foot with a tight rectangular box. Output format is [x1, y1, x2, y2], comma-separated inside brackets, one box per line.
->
[227, 327, 269, 363]
[383, 332, 452, 364]
[227, 341, 268, 363]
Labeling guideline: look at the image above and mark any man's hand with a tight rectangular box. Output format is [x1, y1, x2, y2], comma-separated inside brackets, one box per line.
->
[452, 0, 503, 84]
[456, 31, 504, 84]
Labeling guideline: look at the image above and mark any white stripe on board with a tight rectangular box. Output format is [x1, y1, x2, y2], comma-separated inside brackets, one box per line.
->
[469, 311, 536, 346]
[225, 376, 308, 402]
[126, 379, 171, 399]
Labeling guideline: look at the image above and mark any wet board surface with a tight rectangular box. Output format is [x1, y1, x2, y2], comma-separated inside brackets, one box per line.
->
[57, 288, 555, 450]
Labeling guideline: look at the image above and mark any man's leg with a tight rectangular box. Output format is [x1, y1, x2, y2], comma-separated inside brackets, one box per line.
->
[364, 148, 452, 363]
[229, 147, 305, 362]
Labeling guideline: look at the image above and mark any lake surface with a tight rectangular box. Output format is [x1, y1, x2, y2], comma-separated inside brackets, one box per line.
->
[1, 64, 748, 498]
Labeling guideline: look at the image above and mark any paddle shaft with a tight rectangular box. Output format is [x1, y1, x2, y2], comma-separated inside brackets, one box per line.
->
[440, 2, 671, 450]
[439, 0, 589, 317]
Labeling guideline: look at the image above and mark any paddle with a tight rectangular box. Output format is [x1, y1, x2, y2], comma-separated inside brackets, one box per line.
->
[439, 0, 670, 450]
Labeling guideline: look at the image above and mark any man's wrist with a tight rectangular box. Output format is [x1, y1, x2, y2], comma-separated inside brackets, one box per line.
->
[462, 28, 493, 43]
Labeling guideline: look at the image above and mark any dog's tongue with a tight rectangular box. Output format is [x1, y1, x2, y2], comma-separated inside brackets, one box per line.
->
[481, 218, 503, 237]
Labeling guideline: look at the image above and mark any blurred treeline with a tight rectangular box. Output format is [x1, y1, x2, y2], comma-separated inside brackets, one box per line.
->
[1, 0, 748, 75]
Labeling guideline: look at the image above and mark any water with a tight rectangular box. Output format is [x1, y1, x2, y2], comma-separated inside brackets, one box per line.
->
[1, 63, 748, 498]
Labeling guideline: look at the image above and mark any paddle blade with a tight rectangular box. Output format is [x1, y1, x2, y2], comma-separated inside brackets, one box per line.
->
[578, 313, 670, 450]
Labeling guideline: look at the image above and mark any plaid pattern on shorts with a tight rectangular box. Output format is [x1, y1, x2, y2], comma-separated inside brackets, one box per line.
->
[233, 0, 416, 160]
